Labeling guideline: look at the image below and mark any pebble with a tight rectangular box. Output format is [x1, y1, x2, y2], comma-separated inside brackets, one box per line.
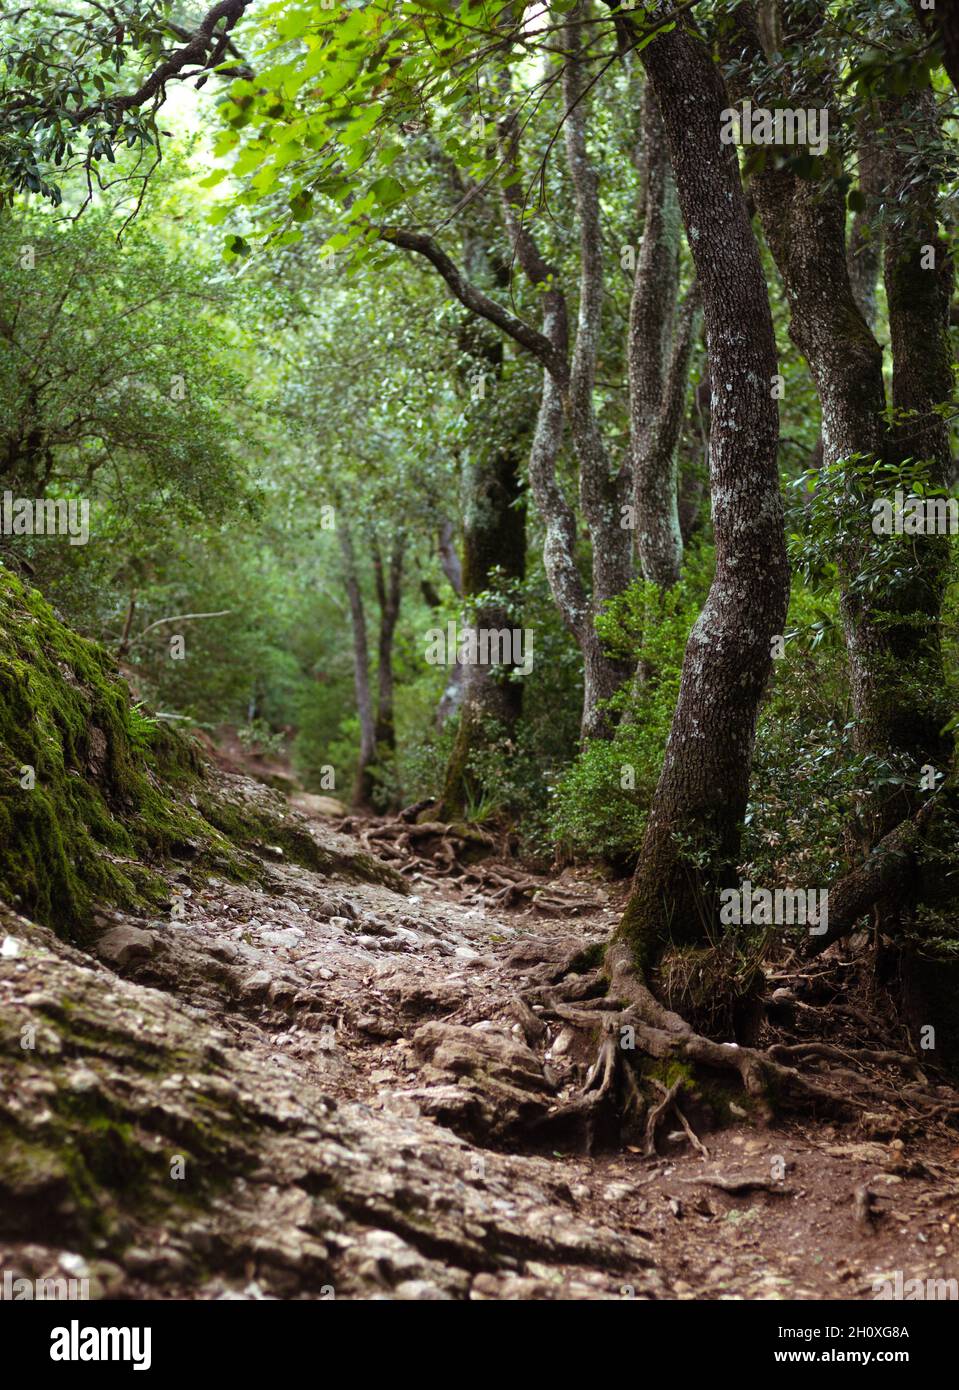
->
[259, 929, 302, 948]
[603, 1182, 634, 1202]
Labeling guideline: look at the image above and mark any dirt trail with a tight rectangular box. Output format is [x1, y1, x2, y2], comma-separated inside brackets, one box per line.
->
[2, 767, 958, 1301]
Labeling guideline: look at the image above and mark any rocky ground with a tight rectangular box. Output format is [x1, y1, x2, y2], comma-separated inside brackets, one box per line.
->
[2, 773, 959, 1301]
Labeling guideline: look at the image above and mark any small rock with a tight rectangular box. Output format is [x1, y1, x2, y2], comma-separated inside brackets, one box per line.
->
[95, 925, 155, 969]
[603, 1182, 633, 1202]
[241, 970, 273, 999]
[259, 929, 301, 948]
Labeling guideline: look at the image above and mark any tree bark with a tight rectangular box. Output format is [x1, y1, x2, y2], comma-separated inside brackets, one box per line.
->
[845, 117, 883, 331]
[615, 7, 789, 968]
[725, 3, 953, 844]
[372, 533, 404, 790]
[437, 213, 529, 814]
[435, 518, 466, 728]
[628, 81, 701, 587]
[338, 521, 377, 811]
[441, 441, 527, 817]
[560, 19, 634, 617]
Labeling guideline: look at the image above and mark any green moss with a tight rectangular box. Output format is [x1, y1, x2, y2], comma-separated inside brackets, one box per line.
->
[0, 571, 245, 940]
[198, 789, 406, 891]
[0, 570, 405, 941]
[567, 941, 606, 974]
[640, 1056, 749, 1126]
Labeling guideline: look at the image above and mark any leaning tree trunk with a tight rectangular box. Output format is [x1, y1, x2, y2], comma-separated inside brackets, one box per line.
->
[725, 4, 953, 847]
[614, 8, 789, 971]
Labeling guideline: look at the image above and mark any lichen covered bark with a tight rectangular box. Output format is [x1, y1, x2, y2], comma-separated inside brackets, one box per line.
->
[628, 82, 701, 588]
[726, 8, 954, 843]
[615, 10, 789, 969]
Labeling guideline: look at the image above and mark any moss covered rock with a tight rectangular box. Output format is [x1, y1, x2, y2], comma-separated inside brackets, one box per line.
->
[0, 571, 404, 941]
[0, 571, 229, 938]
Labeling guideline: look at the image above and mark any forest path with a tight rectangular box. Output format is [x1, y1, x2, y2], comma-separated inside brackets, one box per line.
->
[152, 775, 959, 1300]
[4, 768, 958, 1301]
[300, 808, 959, 1303]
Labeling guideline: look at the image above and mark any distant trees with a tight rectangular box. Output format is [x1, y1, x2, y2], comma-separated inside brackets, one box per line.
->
[219, 0, 705, 743]
[0, 201, 256, 636]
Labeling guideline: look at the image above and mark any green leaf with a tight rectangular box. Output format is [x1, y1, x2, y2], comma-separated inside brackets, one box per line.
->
[370, 175, 404, 207]
[290, 189, 314, 221]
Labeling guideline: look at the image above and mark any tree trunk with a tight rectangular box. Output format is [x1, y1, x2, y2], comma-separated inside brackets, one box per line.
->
[846, 118, 883, 331]
[725, 5, 953, 845]
[435, 518, 465, 728]
[338, 521, 377, 811]
[386, 24, 635, 743]
[437, 223, 530, 814]
[441, 443, 527, 817]
[628, 81, 701, 588]
[615, 8, 789, 970]
[372, 534, 404, 804]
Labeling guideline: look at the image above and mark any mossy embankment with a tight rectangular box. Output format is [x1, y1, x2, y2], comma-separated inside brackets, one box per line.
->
[0, 570, 402, 942]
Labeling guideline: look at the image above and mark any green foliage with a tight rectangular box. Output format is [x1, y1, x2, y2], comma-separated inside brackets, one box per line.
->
[789, 453, 954, 608]
[0, 0, 173, 205]
[0, 197, 262, 638]
[237, 718, 286, 757]
[744, 581, 855, 894]
[549, 560, 711, 865]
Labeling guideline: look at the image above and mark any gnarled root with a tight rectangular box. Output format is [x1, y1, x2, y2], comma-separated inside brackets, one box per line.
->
[537, 941, 938, 1149]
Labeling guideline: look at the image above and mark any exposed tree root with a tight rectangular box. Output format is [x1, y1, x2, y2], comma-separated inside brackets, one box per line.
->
[538, 940, 956, 1149]
[767, 1041, 928, 1080]
[679, 1175, 793, 1195]
[341, 810, 605, 911]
